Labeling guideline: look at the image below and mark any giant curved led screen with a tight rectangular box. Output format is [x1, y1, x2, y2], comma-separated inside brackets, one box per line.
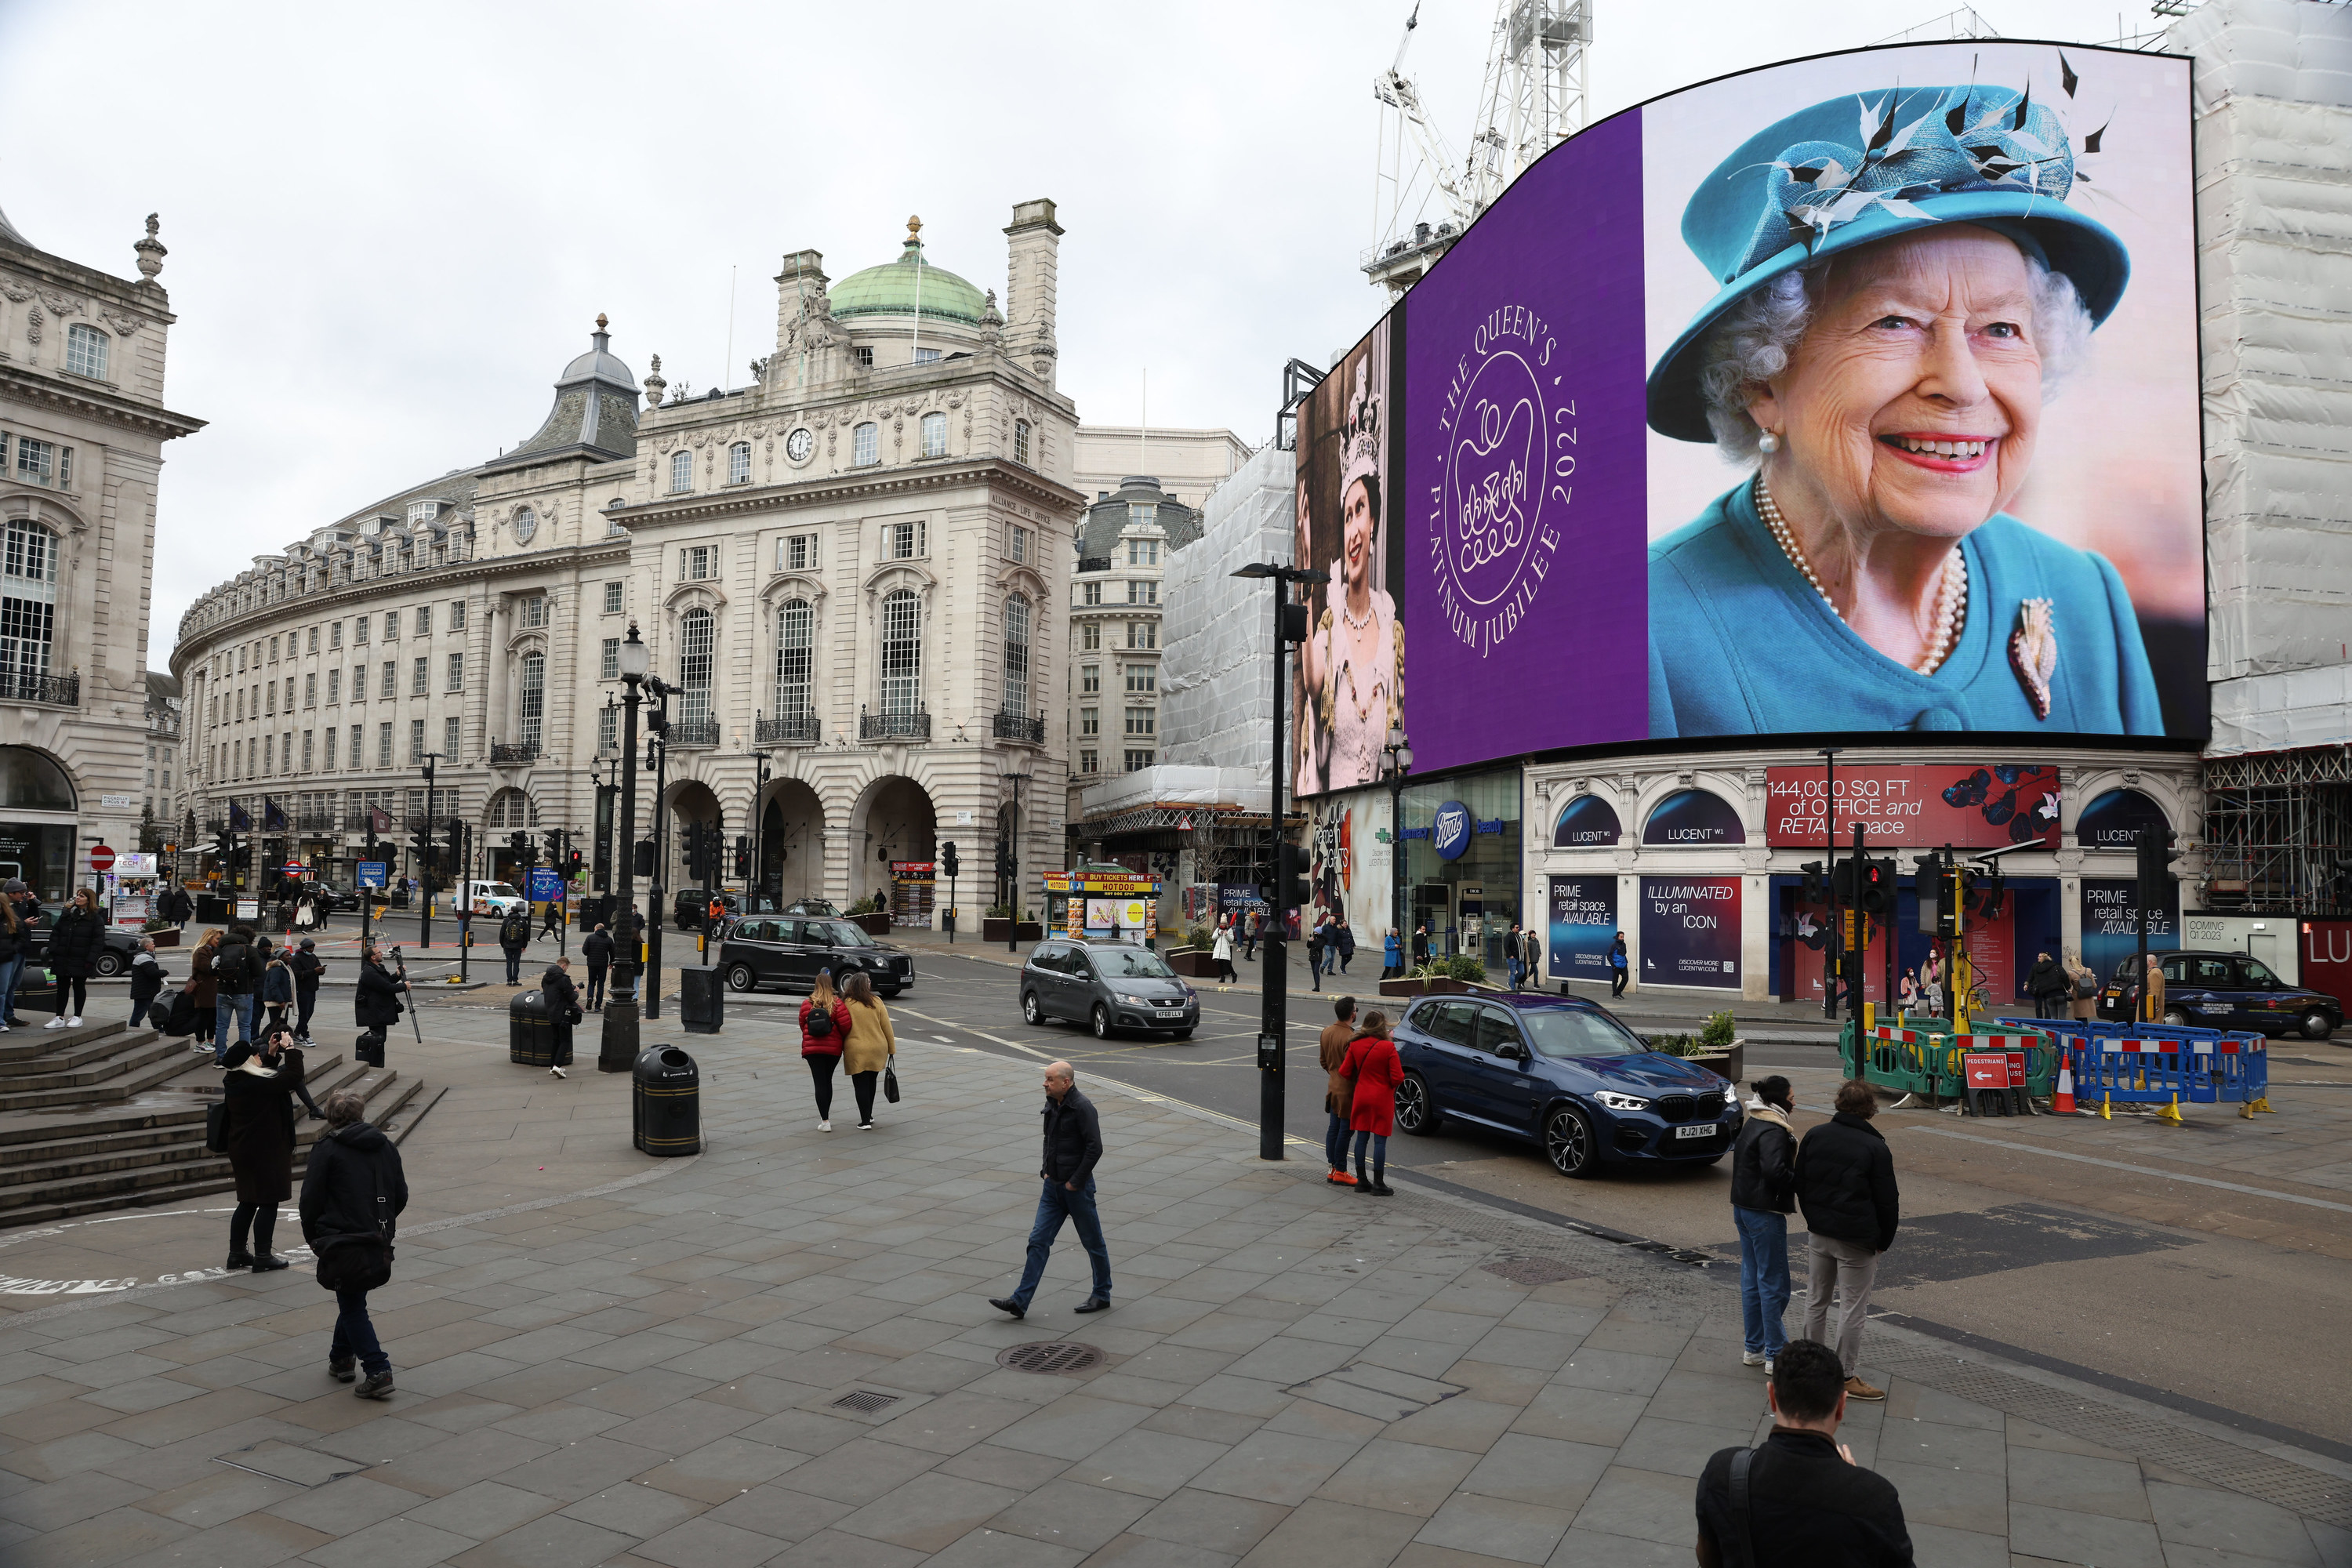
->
[1291, 39, 2201, 797]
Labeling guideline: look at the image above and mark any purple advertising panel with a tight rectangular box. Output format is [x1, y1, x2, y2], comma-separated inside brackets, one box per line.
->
[1640, 874, 1742, 990]
[1400, 108, 1650, 776]
[1548, 874, 1618, 984]
[1290, 42, 2202, 799]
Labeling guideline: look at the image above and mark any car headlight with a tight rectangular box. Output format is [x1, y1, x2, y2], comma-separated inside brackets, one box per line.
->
[1592, 1091, 1650, 1112]
[1119, 993, 1149, 1005]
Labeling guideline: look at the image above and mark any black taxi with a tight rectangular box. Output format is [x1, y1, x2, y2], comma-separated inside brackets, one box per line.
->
[2099, 949, 2339, 1040]
[719, 916, 913, 996]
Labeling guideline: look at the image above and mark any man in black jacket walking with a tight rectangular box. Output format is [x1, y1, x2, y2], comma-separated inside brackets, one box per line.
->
[299, 1090, 409, 1402]
[991, 1061, 1112, 1319]
[582, 924, 613, 1011]
[1732, 1076, 1798, 1372]
[1795, 1080, 1901, 1400]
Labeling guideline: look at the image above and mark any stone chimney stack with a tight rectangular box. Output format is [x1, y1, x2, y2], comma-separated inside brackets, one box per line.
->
[1001, 198, 1062, 388]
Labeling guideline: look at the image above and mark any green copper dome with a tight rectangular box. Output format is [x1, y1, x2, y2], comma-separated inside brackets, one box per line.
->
[830, 221, 986, 327]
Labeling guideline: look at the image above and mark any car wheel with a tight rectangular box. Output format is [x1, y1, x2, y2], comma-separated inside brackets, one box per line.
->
[2303, 1010, 2336, 1042]
[2162, 1008, 2190, 1027]
[1395, 1072, 1441, 1135]
[1091, 1004, 1113, 1040]
[1022, 990, 1045, 1025]
[1545, 1104, 1599, 1178]
[724, 964, 757, 993]
[94, 950, 125, 978]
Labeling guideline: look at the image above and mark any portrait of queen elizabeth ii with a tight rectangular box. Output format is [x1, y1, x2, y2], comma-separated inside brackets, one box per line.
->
[1645, 78, 2168, 739]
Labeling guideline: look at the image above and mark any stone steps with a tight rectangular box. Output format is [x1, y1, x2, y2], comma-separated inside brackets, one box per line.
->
[0, 1025, 211, 1112]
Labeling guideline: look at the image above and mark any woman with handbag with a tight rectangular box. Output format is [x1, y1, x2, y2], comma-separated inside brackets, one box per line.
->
[2065, 946, 2100, 1022]
[299, 1088, 408, 1400]
[799, 967, 851, 1131]
[839, 970, 896, 1130]
[1337, 1009, 1402, 1196]
[44, 886, 107, 1029]
[540, 956, 580, 1079]
[220, 1029, 321, 1272]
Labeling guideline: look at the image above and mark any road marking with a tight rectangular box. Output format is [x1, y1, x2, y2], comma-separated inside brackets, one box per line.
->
[891, 1006, 1057, 1060]
[1909, 1125, 2352, 1217]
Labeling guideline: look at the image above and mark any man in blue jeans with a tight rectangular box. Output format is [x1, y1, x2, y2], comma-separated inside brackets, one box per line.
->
[1730, 1075, 1798, 1372]
[990, 1061, 1112, 1319]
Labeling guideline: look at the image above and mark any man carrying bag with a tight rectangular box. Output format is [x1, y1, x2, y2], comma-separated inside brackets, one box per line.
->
[1693, 1338, 1913, 1566]
[299, 1089, 409, 1401]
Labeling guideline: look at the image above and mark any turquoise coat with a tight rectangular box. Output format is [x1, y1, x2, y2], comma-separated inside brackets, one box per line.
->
[1647, 483, 2162, 738]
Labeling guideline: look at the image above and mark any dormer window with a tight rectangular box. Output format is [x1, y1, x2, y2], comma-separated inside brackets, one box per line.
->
[728, 442, 751, 485]
[855, 346, 875, 368]
[407, 500, 438, 524]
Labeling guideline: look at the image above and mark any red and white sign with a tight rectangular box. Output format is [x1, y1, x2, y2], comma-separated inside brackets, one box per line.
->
[1764, 764, 2060, 848]
[283, 862, 307, 875]
[86, 844, 115, 873]
[1963, 1052, 2017, 1090]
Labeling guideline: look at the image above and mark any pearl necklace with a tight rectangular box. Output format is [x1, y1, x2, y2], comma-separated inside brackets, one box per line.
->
[1755, 476, 1965, 675]
[1338, 593, 1376, 631]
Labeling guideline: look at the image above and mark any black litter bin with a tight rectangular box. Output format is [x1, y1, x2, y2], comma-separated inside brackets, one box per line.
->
[632, 1044, 700, 1156]
[509, 989, 554, 1065]
[679, 967, 724, 1036]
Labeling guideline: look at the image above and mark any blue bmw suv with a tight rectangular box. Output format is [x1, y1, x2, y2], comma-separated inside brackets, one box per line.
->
[1392, 993, 1741, 1178]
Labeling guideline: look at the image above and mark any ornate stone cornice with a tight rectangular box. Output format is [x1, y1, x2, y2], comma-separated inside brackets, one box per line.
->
[0, 364, 204, 441]
[616, 454, 1083, 534]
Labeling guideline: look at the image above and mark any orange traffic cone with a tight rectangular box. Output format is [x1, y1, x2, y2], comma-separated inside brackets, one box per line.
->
[2053, 1059, 2077, 1116]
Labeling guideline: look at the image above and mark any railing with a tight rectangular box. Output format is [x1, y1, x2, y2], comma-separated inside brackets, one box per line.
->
[993, 710, 1046, 744]
[0, 671, 79, 708]
[296, 812, 336, 833]
[757, 713, 821, 746]
[668, 719, 720, 750]
[1076, 557, 1112, 574]
[148, 713, 182, 738]
[489, 742, 539, 766]
[861, 706, 931, 742]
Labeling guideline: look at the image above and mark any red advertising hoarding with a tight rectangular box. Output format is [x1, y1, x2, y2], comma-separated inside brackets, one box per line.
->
[2303, 920, 2352, 1015]
[1765, 764, 2060, 849]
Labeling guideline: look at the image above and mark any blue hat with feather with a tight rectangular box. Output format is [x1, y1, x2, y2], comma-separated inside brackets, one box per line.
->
[1646, 77, 2129, 442]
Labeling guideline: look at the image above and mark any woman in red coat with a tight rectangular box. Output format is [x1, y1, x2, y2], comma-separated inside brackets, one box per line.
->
[797, 968, 853, 1131]
[1338, 1009, 1401, 1196]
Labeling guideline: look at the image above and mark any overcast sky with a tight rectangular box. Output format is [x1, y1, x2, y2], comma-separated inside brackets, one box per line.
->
[0, 0, 2169, 662]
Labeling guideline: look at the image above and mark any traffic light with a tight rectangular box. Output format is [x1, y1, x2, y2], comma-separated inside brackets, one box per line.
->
[1831, 858, 1857, 906]
[1798, 862, 1827, 904]
[634, 837, 655, 877]
[1277, 843, 1311, 912]
[688, 822, 718, 885]
[732, 836, 750, 880]
[1858, 858, 1895, 915]
[2136, 826, 2180, 912]
[512, 831, 538, 871]
[1973, 862, 2006, 919]
[1912, 850, 1947, 933]
[940, 840, 960, 880]
[566, 848, 583, 880]
[543, 829, 564, 863]
[994, 837, 1014, 881]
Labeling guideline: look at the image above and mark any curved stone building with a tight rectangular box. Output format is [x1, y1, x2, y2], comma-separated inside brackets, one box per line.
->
[170, 204, 1083, 921]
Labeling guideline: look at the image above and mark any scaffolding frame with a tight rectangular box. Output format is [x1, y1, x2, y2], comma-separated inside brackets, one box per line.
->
[2201, 746, 2352, 916]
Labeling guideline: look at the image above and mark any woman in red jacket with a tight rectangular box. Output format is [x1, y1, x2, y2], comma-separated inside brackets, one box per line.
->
[1338, 1009, 1401, 1196]
[797, 968, 852, 1131]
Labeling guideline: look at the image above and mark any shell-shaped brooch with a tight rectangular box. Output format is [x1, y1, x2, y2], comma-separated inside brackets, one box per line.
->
[2009, 597, 2056, 720]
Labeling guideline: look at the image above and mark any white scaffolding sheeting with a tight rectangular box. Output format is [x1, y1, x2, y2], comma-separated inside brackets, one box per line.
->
[2180, 0, 2352, 755]
[1154, 439, 1294, 813]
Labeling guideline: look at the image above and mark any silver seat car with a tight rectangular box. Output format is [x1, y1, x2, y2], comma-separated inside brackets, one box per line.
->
[1021, 940, 1200, 1040]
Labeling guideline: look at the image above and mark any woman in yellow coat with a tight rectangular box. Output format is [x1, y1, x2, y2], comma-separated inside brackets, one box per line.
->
[840, 970, 896, 1130]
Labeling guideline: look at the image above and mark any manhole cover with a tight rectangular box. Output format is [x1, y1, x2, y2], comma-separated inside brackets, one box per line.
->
[996, 1341, 1106, 1375]
[1481, 1256, 1588, 1287]
[830, 1390, 903, 1414]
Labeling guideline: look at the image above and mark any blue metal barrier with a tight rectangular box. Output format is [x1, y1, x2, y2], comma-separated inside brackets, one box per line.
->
[2053, 1028, 2274, 1122]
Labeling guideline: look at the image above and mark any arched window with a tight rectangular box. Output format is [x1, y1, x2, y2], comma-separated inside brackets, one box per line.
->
[1013, 419, 1031, 466]
[775, 600, 813, 721]
[1001, 593, 1031, 717]
[670, 450, 693, 493]
[920, 411, 947, 459]
[880, 589, 921, 716]
[512, 506, 538, 546]
[728, 441, 751, 485]
[679, 608, 714, 728]
[853, 422, 880, 466]
[487, 787, 538, 828]
[0, 520, 60, 693]
[517, 651, 546, 750]
[65, 322, 108, 380]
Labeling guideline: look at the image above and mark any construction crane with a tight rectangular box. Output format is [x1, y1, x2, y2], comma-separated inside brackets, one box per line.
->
[1365, 0, 1594, 299]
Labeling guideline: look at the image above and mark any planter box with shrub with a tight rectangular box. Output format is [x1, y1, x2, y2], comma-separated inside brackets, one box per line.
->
[982, 917, 1013, 943]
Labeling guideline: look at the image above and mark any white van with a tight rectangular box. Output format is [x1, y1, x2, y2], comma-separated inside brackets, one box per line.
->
[465, 880, 528, 918]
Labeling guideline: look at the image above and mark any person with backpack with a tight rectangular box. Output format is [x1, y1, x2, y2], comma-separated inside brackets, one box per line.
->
[44, 887, 107, 1030]
[221, 1029, 321, 1274]
[499, 909, 530, 985]
[1693, 1338, 1914, 1566]
[128, 938, 167, 1029]
[582, 923, 613, 1011]
[210, 924, 261, 1061]
[291, 938, 325, 1042]
[300, 1088, 409, 1402]
[799, 968, 851, 1131]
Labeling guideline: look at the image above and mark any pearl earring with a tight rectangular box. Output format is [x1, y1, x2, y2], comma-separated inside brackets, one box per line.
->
[1757, 430, 1781, 456]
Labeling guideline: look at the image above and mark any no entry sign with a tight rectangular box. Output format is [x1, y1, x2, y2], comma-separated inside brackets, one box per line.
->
[87, 844, 115, 873]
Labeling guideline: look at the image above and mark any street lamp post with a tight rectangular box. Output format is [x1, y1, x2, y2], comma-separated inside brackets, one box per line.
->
[1819, 746, 1842, 1019]
[598, 625, 652, 1073]
[644, 681, 671, 1020]
[1232, 558, 1328, 1162]
[1000, 771, 1029, 953]
[419, 752, 444, 954]
[750, 748, 772, 909]
[1381, 725, 1414, 980]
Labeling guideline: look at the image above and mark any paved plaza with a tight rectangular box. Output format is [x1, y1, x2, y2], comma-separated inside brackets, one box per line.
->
[0, 1003, 2347, 1568]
